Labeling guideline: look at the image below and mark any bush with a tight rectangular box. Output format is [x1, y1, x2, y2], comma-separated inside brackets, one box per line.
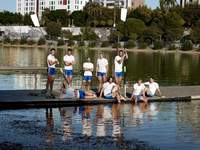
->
[37, 38, 46, 45]
[101, 41, 110, 47]
[181, 40, 193, 51]
[88, 41, 96, 47]
[112, 42, 121, 48]
[67, 40, 74, 46]
[20, 37, 27, 45]
[11, 39, 20, 45]
[138, 42, 148, 49]
[153, 41, 163, 50]
[3, 37, 11, 44]
[27, 39, 36, 45]
[78, 41, 85, 46]
[127, 40, 135, 48]
[168, 44, 177, 50]
[57, 39, 65, 46]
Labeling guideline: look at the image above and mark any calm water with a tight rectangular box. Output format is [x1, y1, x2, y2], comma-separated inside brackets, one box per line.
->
[1, 102, 200, 149]
[1, 47, 200, 149]
[1, 46, 200, 90]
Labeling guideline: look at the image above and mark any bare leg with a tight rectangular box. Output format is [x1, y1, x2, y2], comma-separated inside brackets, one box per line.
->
[98, 77, 103, 92]
[50, 78, 54, 94]
[88, 81, 91, 91]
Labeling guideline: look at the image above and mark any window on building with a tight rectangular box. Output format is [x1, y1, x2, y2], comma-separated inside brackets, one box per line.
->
[68, 5, 70, 9]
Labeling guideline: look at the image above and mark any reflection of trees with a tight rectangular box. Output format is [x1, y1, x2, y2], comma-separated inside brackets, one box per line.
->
[176, 101, 200, 143]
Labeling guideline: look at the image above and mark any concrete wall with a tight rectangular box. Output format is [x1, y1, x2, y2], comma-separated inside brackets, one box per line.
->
[0, 26, 46, 40]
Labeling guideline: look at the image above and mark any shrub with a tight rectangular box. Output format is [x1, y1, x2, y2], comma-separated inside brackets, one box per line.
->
[168, 44, 177, 50]
[78, 41, 85, 46]
[88, 41, 96, 47]
[57, 39, 65, 46]
[27, 39, 36, 45]
[112, 42, 121, 48]
[181, 40, 193, 51]
[127, 40, 135, 48]
[153, 41, 163, 50]
[37, 38, 46, 45]
[3, 37, 11, 44]
[20, 37, 27, 45]
[68, 40, 74, 46]
[138, 42, 148, 49]
[11, 39, 20, 45]
[101, 41, 110, 47]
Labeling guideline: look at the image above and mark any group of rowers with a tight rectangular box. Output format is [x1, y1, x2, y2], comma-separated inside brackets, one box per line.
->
[45, 48, 164, 103]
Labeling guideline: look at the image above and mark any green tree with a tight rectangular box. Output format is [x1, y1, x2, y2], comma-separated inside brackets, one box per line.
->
[126, 18, 146, 36]
[160, 0, 177, 12]
[46, 21, 62, 39]
[71, 11, 86, 27]
[23, 13, 32, 25]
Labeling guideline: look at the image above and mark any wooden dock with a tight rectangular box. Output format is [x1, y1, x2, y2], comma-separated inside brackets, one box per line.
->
[1, 86, 200, 109]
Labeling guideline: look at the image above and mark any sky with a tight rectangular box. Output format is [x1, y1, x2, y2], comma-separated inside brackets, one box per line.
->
[0, 0, 160, 12]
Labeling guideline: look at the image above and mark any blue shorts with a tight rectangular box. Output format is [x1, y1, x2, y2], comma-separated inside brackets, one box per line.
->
[134, 95, 144, 102]
[79, 90, 86, 99]
[83, 76, 92, 82]
[115, 72, 123, 78]
[97, 72, 106, 77]
[65, 69, 73, 76]
[145, 92, 154, 97]
[104, 94, 113, 99]
[48, 67, 56, 76]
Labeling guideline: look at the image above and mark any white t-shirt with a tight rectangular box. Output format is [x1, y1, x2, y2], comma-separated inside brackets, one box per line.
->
[63, 55, 75, 70]
[47, 54, 56, 68]
[83, 62, 94, 76]
[97, 58, 108, 73]
[133, 83, 145, 96]
[103, 82, 116, 96]
[144, 82, 159, 95]
[114, 55, 123, 72]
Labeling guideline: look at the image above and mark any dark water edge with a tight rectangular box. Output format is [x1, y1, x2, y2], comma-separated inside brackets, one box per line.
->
[0, 136, 159, 150]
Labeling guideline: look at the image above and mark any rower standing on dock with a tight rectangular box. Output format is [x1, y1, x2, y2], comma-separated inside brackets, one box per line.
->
[63, 49, 75, 87]
[45, 48, 59, 97]
[114, 49, 128, 85]
[96, 53, 108, 92]
[83, 57, 94, 90]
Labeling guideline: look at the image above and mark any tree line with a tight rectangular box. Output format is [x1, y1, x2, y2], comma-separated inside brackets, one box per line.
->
[1, 1, 200, 50]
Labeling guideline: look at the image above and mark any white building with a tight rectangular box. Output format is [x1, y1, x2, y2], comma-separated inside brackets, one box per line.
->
[95, 0, 144, 9]
[16, 0, 89, 18]
[180, 0, 200, 7]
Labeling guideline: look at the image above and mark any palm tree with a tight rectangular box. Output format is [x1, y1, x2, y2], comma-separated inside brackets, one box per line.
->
[159, 0, 177, 11]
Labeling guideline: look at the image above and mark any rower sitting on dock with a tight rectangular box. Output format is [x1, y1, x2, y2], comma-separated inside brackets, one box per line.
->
[45, 48, 59, 98]
[99, 77, 125, 103]
[60, 81, 96, 99]
[144, 78, 163, 97]
[131, 79, 148, 103]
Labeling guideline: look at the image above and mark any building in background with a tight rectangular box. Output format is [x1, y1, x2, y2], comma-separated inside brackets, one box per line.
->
[180, 0, 200, 7]
[16, 0, 144, 19]
[16, 0, 89, 18]
[95, 0, 144, 9]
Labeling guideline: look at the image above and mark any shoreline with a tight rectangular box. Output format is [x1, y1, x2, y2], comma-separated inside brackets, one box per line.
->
[1, 44, 200, 54]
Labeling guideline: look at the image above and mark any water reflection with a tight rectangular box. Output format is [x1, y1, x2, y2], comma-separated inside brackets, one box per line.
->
[2, 102, 200, 149]
[55, 103, 159, 140]
[1, 47, 200, 87]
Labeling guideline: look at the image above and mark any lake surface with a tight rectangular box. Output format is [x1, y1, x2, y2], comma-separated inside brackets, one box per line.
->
[1, 47, 200, 149]
[1, 46, 200, 90]
[1, 102, 200, 149]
